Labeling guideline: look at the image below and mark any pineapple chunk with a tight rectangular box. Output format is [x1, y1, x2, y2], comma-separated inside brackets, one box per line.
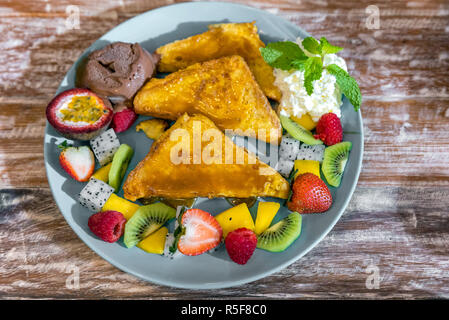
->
[254, 201, 280, 235]
[102, 193, 139, 220]
[136, 119, 169, 140]
[215, 203, 255, 238]
[137, 226, 168, 254]
[291, 113, 317, 131]
[294, 160, 321, 179]
[91, 163, 112, 183]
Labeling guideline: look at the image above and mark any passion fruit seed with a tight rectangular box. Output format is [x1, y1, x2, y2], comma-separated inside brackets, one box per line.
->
[60, 95, 105, 124]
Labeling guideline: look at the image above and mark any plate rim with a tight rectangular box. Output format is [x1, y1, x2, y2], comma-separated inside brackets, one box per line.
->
[44, 1, 364, 289]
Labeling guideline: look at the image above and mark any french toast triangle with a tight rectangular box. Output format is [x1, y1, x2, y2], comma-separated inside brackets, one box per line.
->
[123, 113, 290, 202]
[155, 22, 282, 101]
[133, 55, 282, 145]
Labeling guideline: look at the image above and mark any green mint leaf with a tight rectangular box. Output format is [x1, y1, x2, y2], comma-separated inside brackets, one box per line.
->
[290, 59, 307, 71]
[302, 37, 321, 55]
[326, 64, 362, 111]
[319, 37, 343, 55]
[260, 41, 308, 70]
[304, 57, 323, 95]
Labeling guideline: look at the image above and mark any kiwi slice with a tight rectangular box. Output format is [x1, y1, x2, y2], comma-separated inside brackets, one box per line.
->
[257, 212, 302, 252]
[108, 144, 133, 192]
[124, 202, 176, 248]
[322, 141, 352, 187]
[280, 115, 323, 145]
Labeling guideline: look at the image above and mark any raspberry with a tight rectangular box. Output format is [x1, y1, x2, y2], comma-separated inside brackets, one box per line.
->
[88, 210, 126, 243]
[225, 228, 257, 265]
[314, 113, 343, 146]
[111, 108, 137, 133]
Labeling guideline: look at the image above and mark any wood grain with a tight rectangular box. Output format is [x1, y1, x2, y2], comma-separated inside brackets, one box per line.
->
[0, 0, 448, 299]
[1, 187, 448, 299]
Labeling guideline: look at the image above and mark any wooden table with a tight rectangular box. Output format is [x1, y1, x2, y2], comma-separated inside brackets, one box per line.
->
[1, 0, 448, 299]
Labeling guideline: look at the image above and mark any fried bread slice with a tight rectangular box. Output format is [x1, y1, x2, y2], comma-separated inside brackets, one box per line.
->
[133, 55, 282, 144]
[155, 22, 281, 101]
[123, 113, 290, 202]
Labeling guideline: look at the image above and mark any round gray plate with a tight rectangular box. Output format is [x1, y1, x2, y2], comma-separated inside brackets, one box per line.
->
[44, 1, 363, 289]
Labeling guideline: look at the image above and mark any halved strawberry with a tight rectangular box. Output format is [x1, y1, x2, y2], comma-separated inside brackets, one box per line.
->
[177, 209, 223, 256]
[58, 141, 95, 182]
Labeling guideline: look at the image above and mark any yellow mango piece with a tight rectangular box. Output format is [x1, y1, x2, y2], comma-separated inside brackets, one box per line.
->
[137, 226, 168, 254]
[91, 163, 112, 183]
[294, 160, 321, 179]
[291, 113, 317, 131]
[102, 193, 139, 220]
[136, 119, 169, 140]
[215, 203, 255, 238]
[254, 202, 280, 235]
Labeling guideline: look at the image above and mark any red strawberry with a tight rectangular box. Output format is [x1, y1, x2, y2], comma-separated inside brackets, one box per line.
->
[88, 210, 126, 243]
[111, 108, 137, 133]
[225, 228, 257, 265]
[288, 173, 332, 213]
[178, 209, 223, 256]
[314, 113, 343, 146]
[58, 141, 95, 182]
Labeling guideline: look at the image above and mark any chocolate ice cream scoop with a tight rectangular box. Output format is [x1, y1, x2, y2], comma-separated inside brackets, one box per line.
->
[76, 42, 159, 101]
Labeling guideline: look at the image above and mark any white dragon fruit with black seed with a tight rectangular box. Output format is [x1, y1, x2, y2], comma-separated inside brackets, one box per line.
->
[79, 178, 114, 212]
[90, 128, 120, 166]
[163, 233, 182, 259]
[296, 143, 325, 162]
[276, 157, 295, 178]
[279, 134, 300, 161]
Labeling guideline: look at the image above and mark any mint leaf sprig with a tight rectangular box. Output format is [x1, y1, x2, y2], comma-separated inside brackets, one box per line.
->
[260, 37, 362, 112]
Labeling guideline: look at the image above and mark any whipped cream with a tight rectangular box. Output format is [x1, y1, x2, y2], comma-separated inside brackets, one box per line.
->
[275, 38, 347, 122]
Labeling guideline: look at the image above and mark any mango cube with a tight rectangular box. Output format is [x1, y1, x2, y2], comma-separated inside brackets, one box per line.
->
[291, 113, 317, 131]
[294, 160, 320, 179]
[255, 201, 280, 235]
[215, 203, 255, 238]
[91, 163, 112, 183]
[136, 119, 169, 140]
[137, 227, 168, 254]
[102, 193, 139, 220]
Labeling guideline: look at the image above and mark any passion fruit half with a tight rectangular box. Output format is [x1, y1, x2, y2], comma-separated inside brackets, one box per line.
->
[46, 88, 113, 141]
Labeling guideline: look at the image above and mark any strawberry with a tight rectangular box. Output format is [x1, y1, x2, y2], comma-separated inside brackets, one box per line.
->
[177, 209, 223, 256]
[287, 173, 332, 213]
[225, 228, 257, 265]
[58, 141, 95, 182]
[314, 113, 343, 146]
[111, 108, 137, 133]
